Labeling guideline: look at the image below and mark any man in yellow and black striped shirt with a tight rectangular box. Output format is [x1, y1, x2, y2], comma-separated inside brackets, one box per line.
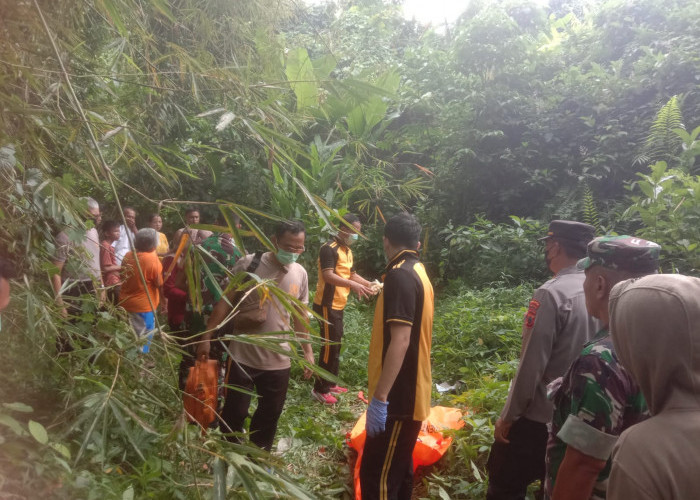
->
[360, 213, 434, 500]
[311, 214, 375, 404]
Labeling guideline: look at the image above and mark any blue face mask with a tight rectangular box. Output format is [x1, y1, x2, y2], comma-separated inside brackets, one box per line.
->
[349, 233, 359, 241]
[276, 249, 300, 266]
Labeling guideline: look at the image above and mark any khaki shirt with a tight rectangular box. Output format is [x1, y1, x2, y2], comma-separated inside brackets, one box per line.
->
[228, 252, 308, 371]
[501, 265, 598, 423]
[55, 228, 101, 283]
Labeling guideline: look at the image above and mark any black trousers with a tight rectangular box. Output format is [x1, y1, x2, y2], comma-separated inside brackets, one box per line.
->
[219, 360, 290, 451]
[313, 303, 344, 394]
[360, 418, 422, 500]
[57, 280, 96, 352]
[106, 285, 120, 305]
[64, 280, 96, 317]
[486, 417, 548, 500]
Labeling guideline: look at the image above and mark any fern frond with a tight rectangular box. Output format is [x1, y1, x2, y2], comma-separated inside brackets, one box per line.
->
[581, 182, 600, 231]
[643, 95, 685, 164]
[545, 185, 579, 220]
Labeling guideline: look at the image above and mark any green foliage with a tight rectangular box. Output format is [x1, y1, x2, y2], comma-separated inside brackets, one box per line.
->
[676, 124, 700, 174]
[4, 0, 700, 497]
[437, 216, 548, 285]
[624, 161, 700, 273]
[0, 277, 323, 499]
[581, 181, 600, 231]
[641, 95, 685, 165]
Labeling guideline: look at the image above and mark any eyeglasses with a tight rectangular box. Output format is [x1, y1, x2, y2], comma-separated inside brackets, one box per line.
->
[277, 243, 305, 253]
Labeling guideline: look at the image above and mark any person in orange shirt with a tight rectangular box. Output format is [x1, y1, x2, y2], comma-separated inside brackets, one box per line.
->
[120, 228, 163, 353]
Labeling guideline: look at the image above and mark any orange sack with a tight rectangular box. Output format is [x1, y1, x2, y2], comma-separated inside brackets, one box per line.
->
[346, 405, 466, 499]
[183, 359, 219, 433]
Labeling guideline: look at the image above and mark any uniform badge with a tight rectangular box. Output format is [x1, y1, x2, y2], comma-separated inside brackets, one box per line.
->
[524, 299, 540, 328]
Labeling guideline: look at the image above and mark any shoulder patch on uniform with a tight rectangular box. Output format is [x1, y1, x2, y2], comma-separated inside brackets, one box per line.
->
[524, 299, 540, 328]
[392, 259, 406, 270]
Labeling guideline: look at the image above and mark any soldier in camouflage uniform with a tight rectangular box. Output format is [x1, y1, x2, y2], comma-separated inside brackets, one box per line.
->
[545, 236, 661, 500]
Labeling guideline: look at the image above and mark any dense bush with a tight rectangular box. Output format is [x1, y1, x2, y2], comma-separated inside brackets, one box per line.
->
[437, 216, 549, 285]
[624, 161, 700, 273]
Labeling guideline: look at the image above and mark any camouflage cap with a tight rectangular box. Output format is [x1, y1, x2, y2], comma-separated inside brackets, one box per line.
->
[577, 235, 661, 273]
[539, 220, 596, 244]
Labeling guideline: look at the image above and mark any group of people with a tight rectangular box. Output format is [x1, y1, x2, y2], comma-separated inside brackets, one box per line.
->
[51, 200, 172, 352]
[193, 213, 433, 500]
[486, 220, 700, 500]
[49, 199, 433, 499]
[41, 198, 700, 500]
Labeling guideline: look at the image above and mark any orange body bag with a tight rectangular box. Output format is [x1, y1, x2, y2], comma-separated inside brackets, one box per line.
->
[346, 406, 466, 499]
[183, 359, 219, 433]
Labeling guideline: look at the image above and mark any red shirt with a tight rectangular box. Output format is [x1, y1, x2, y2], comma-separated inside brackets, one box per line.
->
[162, 255, 187, 327]
[100, 240, 120, 286]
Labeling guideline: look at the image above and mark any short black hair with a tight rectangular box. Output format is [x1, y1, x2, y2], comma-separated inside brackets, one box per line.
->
[0, 257, 15, 280]
[555, 238, 587, 260]
[342, 213, 360, 225]
[123, 206, 136, 215]
[274, 220, 305, 239]
[185, 207, 200, 216]
[101, 220, 120, 233]
[384, 213, 421, 248]
[149, 213, 161, 222]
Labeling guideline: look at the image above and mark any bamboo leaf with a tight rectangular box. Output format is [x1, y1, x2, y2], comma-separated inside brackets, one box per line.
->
[229, 207, 275, 252]
[108, 400, 146, 461]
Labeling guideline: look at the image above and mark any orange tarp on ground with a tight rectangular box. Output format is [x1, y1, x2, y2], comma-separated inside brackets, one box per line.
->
[346, 406, 466, 499]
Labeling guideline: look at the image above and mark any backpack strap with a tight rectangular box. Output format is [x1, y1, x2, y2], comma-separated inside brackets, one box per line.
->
[246, 251, 264, 274]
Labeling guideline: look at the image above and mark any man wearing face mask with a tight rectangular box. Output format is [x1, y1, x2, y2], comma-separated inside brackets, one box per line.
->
[487, 220, 598, 500]
[311, 213, 375, 404]
[197, 220, 315, 451]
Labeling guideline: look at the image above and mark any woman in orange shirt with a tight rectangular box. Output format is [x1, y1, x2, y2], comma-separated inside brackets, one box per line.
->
[120, 228, 163, 353]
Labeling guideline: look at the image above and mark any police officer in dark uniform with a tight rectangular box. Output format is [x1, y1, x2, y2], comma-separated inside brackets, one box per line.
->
[487, 220, 598, 500]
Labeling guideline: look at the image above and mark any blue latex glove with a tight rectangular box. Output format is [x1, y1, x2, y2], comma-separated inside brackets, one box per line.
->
[366, 398, 389, 437]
